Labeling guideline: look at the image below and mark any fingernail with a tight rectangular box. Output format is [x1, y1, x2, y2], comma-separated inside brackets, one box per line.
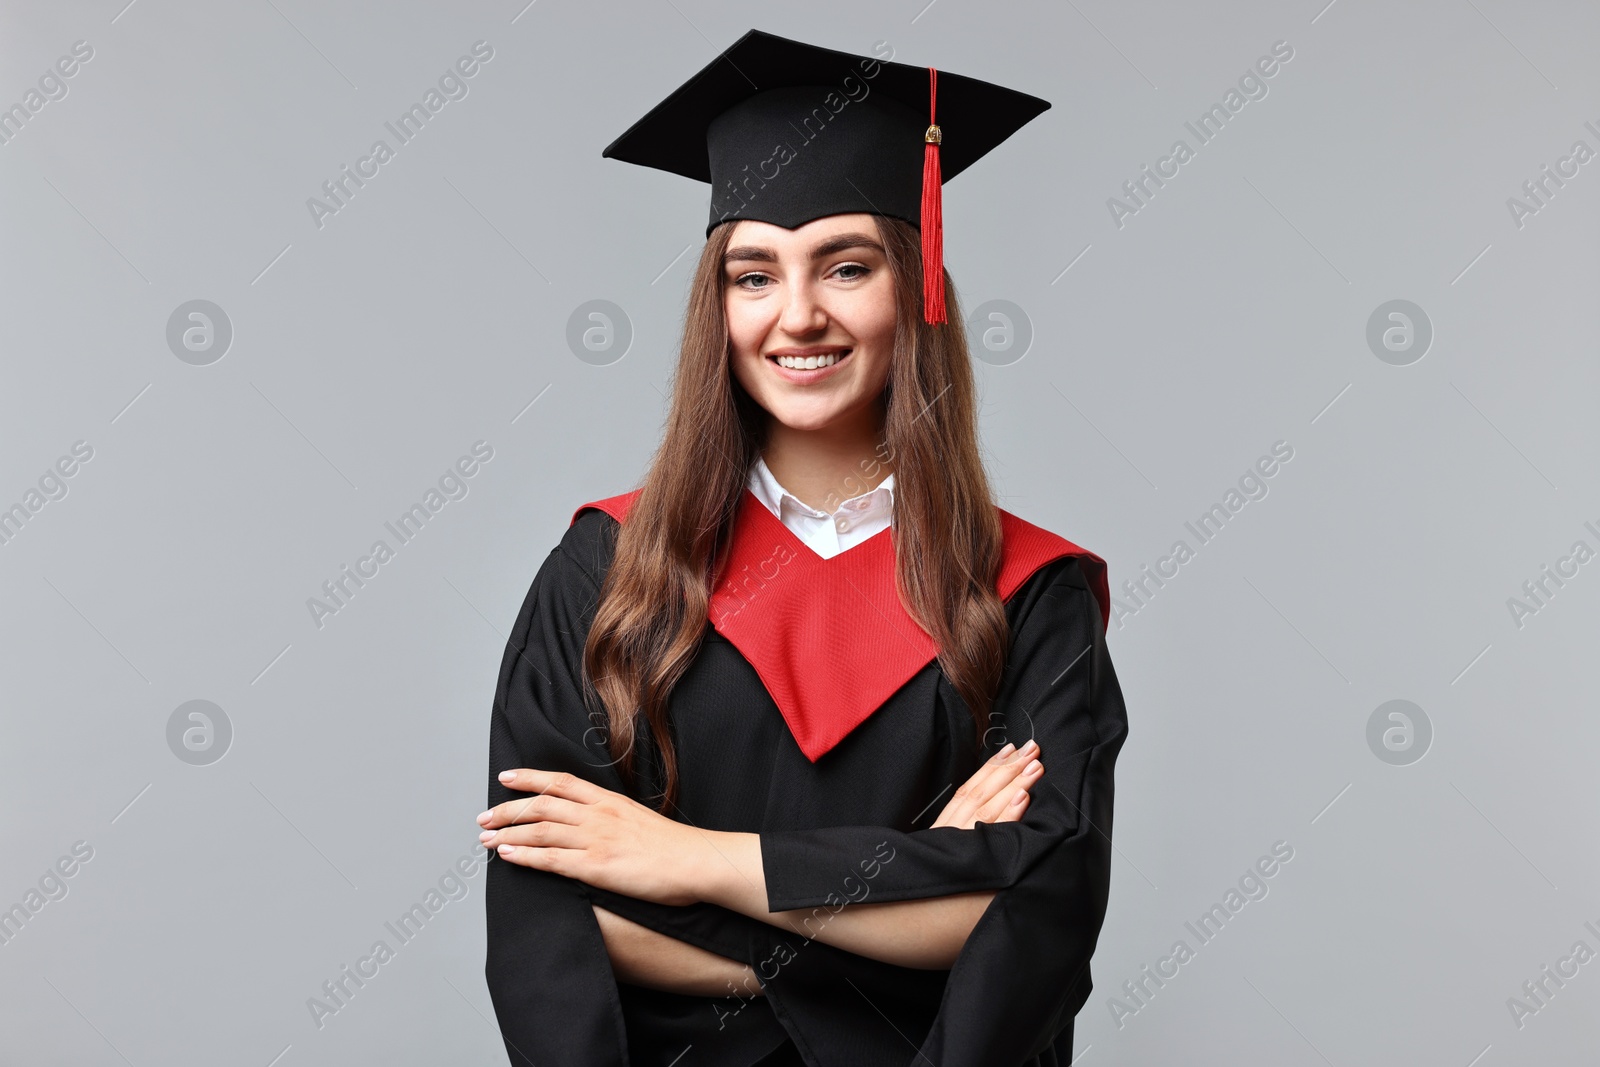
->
[479, 830, 494, 842]
[997, 742, 1015, 758]
[476, 811, 492, 825]
[1010, 788, 1027, 806]
[1020, 739, 1038, 754]
[1023, 759, 1041, 775]
[498, 770, 517, 782]
[497, 843, 516, 854]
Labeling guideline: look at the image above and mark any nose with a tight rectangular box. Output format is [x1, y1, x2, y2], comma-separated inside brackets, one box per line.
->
[778, 276, 828, 336]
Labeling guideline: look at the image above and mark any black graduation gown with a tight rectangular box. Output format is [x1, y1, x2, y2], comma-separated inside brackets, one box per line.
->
[484, 489, 1129, 1067]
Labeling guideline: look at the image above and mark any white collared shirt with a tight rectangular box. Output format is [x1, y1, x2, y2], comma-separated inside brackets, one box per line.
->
[747, 455, 895, 560]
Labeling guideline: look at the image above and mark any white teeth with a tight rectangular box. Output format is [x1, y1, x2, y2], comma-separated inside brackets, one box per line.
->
[775, 351, 846, 370]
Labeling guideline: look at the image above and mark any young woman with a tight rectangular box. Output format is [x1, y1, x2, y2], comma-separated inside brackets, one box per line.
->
[480, 30, 1128, 1067]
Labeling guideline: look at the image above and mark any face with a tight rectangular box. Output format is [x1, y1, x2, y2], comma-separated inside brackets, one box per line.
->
[722, 213, 897, 436]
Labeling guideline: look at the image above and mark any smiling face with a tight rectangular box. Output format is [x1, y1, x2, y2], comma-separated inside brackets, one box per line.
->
[722, 213, 898, 439]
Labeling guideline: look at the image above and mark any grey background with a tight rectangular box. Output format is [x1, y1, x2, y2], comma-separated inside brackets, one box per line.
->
[2, 0, 1596, 1063]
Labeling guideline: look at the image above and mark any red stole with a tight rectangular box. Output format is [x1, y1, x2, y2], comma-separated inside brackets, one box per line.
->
[570, 488, 1109, 762]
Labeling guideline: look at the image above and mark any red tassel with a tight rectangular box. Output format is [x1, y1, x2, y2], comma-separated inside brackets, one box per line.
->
[920, 66, 946, 326]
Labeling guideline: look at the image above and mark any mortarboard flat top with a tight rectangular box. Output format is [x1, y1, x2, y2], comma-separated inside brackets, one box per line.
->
[601, 29, 1052, 323]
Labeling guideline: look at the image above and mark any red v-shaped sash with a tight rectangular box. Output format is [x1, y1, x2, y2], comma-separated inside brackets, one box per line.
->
[570, 488, 1110, 762]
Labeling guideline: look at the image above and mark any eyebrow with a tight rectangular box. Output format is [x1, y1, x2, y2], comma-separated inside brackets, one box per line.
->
[722, 232, 884, 267]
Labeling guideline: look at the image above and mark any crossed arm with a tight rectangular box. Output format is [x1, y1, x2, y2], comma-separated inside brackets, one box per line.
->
[479, 739, 1046, 997]
[592, 888, 998, 996]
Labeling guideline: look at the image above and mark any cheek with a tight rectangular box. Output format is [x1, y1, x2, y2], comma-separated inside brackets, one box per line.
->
[724, 295, 765, 354]
[724, 300, 765, 392]
[865, 304, 896, 354]
[846, 277, 897, 342]
[837, 286, 897, 378]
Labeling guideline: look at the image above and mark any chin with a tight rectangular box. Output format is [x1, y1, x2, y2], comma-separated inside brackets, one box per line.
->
[762, 402, 854, 433]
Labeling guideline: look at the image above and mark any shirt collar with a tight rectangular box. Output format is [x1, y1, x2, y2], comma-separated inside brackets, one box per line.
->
[747, 454, 895, 520]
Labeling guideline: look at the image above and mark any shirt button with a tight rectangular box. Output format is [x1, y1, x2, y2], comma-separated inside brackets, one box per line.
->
[835, 516, 850, 532]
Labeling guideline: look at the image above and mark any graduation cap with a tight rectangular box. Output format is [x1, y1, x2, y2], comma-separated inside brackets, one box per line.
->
[601, 29, 1051, 325]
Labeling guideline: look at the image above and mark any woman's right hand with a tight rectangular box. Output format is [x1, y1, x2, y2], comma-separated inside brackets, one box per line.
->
[930, 739, 1043, 829]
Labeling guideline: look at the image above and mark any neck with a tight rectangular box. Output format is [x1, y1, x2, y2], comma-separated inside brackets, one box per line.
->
[761, 406, 893, 512]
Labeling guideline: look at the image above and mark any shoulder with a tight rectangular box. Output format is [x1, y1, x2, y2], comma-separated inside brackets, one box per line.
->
[504, 496, 626, 644]
[997, 506, 1111, 632]
[556, 488, 638, 588]
[568, 488, 640, 528]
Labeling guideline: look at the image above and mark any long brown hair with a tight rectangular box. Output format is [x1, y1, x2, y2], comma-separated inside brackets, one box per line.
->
[582, 215, 1009, 812]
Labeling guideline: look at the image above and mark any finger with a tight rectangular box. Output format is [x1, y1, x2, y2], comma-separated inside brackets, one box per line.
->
[479, 792, 588, 831]
[933, 741, 1038, 828]
[934, 751, 1036, 831]
[973, 764, 1042, 824]
[493, 843, 581, 874]
[956, 740, 1039, 810]
[484, 820, 588, 851]
[488, 768, 607, 808]
[480, 771, 604, 831]
[977, 787, 1033, 825]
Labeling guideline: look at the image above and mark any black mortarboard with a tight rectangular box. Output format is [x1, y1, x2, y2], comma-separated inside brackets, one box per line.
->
[601, 29, 1051, 325]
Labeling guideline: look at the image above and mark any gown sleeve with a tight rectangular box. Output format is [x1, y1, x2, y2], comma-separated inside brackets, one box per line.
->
[485, 525, 788, 1065]
[484, 539, 632, 1066]
[758, 555, 1129, 1064]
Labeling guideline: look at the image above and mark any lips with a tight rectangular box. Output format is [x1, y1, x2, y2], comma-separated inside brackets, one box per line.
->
[766, 347, 853, 384]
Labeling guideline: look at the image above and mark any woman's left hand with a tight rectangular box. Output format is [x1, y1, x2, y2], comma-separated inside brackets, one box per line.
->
[477, 768, 713, 906]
